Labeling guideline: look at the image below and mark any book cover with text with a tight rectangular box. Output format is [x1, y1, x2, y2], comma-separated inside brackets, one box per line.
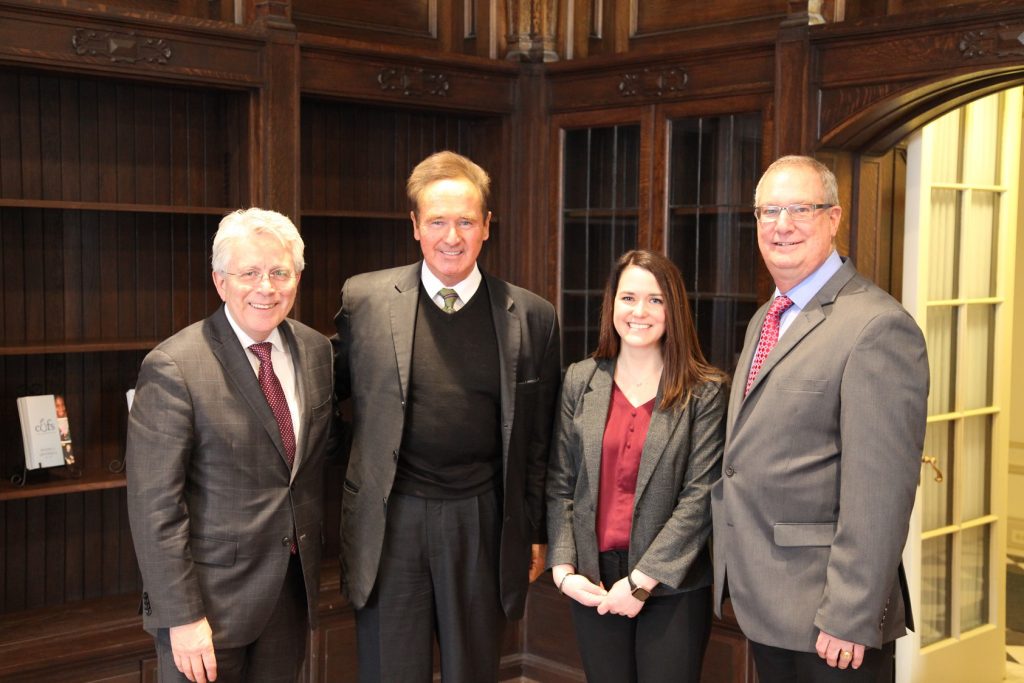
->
[17, 394, 65, 470]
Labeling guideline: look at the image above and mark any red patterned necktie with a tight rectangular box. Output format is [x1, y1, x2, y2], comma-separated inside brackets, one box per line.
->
[744, 295, 794, 396]
[249, 342, 296, 468]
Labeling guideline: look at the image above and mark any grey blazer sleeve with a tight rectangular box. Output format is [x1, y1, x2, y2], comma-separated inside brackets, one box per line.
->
[545, 361, 590, 570]
[126, 348, 205, 628]
[814, 308, 928, 644]
[634, 381, 725, 588]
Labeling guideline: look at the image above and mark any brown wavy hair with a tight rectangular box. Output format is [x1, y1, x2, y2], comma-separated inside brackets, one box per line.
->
[593, 249, 724, 410]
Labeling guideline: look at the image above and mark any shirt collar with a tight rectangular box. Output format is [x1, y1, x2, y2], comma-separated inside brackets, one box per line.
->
[223, 304, 285, 354]
[774, 250, 843, 310]
[420, 262, 482, 304]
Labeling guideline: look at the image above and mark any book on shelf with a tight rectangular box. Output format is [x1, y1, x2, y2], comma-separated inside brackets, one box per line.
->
[17, 394, 75, 471]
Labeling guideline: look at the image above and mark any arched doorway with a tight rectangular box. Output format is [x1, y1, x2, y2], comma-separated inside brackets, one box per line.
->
[816, 69, 1024, 683]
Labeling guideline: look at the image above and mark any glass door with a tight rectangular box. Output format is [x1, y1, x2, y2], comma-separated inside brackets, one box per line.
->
[898, 87, 1021, 682]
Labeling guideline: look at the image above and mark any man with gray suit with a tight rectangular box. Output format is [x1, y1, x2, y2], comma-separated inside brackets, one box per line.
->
[711, 156, 929, 682]
[332, 151, 560, 682]
[127, 208, 337, 683]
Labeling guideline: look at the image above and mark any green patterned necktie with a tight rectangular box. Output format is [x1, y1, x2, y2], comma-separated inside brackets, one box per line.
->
[439, 288, 459, 313]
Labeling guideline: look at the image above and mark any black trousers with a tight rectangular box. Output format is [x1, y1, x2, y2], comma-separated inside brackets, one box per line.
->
[155, 553, 308, 683]
[750, 639, 895, 683]
[355, 490, 506, 683]
[569, 550, 712, 683]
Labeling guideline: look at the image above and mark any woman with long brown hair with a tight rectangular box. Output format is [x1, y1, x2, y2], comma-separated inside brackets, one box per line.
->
[546, 249, 726, 682]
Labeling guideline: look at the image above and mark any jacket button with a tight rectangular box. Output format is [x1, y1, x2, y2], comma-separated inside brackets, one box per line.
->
[725, 466, 736, 477]
[281, 536, 291, 547]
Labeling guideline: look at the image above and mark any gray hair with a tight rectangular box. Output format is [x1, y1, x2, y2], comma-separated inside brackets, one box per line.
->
[211, 208, 305, 274]
[754, 155, 839, 207]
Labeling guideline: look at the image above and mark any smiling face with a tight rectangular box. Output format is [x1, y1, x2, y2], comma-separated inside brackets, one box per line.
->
[212, 232, 300, 342]
[756, 163, 842, 293]
[412, 177, 490, 287]
[612, 265, 666, 351]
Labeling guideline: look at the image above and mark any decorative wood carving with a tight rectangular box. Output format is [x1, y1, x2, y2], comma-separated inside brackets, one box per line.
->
[377, 66, 450, 97]
[959, 23, 1024, 58]
[71, 28, 172, 64]
[618, 66, 688, 98]
[506, 0, 559, 62]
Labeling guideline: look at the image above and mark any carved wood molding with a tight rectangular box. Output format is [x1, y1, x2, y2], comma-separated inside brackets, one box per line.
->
[618, 66, 688, 98]
[959, 23, 1024, 58]
[71, 28, 172, 64]
[377, 67, 450, 97]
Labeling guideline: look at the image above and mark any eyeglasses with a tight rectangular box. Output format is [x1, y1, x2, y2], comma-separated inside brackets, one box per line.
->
[222, 269, 296, 286]
[753, 203, 833, 223]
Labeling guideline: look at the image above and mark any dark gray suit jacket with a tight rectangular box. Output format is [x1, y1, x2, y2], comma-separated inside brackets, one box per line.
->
[711, 259, 929, 651]
[332, 262, 560, 619]
[547, 358, 725, 595]
[126, 306, 336, 647]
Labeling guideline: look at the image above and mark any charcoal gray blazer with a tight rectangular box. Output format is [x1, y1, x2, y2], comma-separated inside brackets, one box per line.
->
[126, 305, 336, 648]
[332, 261, 561, 619]
[711, 258, 929, 651]
[546, 357, 726, 595]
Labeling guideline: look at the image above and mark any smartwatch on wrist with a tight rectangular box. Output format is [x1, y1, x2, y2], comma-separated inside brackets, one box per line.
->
[627, 573, 650, 602]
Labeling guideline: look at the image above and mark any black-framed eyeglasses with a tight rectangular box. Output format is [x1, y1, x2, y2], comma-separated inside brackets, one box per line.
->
[753, 203, 833, 223]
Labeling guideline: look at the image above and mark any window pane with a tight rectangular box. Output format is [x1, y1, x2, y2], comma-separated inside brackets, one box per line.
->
[925, 305, 957, 415]
[961, 415, 992, 521]
[962, 304, 994, 410]
[922, 420, 954, 532]
[960, 525, 990, 632]
[960, 190, 998, 299]
[928, 188, 960, 301]
[560, 124, 640, 366]
[666, 112, 762, 375]
[921, 535, 953, 646]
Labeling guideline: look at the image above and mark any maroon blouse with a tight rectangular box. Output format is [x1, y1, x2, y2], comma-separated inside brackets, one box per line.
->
[596, 383, 655, 552]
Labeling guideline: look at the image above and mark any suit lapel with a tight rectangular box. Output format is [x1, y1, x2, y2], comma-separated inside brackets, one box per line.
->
[738, 259, 858, 407]
[389, 263, 421, 403]
[208, 307, 290, 467]
[634, 384, 673, 501]
[486, 274, 519, 465]
[580, 362, 613, 509]
[280, 320, 307, 480]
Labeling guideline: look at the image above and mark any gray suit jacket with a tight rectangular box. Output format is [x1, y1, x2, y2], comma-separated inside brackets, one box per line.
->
[547, 358, 725, 594]
[332, 262, 560, 619]
[711, 259, 929, 651]
[126, 306, 336, 647]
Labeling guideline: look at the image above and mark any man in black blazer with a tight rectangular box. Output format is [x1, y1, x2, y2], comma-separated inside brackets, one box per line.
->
[332, 151, 560, 682]
[127, 208, 338, 683]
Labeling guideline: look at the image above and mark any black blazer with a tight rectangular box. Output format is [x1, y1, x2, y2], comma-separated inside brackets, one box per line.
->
[332, 262, 561, 619]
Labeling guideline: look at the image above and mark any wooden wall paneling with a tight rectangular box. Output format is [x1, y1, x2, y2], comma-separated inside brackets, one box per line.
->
[810, 3, 1024, 153]
[17, 74, 42, 199]
[60, 209, 84, 339]
[97, 82, 120, 204]
[632, 0, 787, 39]
[117, 84, 138, 203]
[4, 499, 27, 611]
[39, 76, 63, 202]
[773, 22, 812, 157]
[59, 78, 82, 203]
[0, 3, 263, 90]
[1, 208, 24, 343]
[546, 48, 773, 113]
[259, 28, 301, 221]
[25, 496, 46, 608]
[299, 43, 518, 115]
[293, 0, 440, 48]
[45, 490, 66, 605]
[79, 79, 101, 203]
[134, 88, 156, 206]
[0, 70, 20, 197]
[507, 64, 549, 295]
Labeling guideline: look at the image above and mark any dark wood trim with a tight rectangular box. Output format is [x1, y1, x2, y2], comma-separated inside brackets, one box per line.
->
[0, 471, 126, 502]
